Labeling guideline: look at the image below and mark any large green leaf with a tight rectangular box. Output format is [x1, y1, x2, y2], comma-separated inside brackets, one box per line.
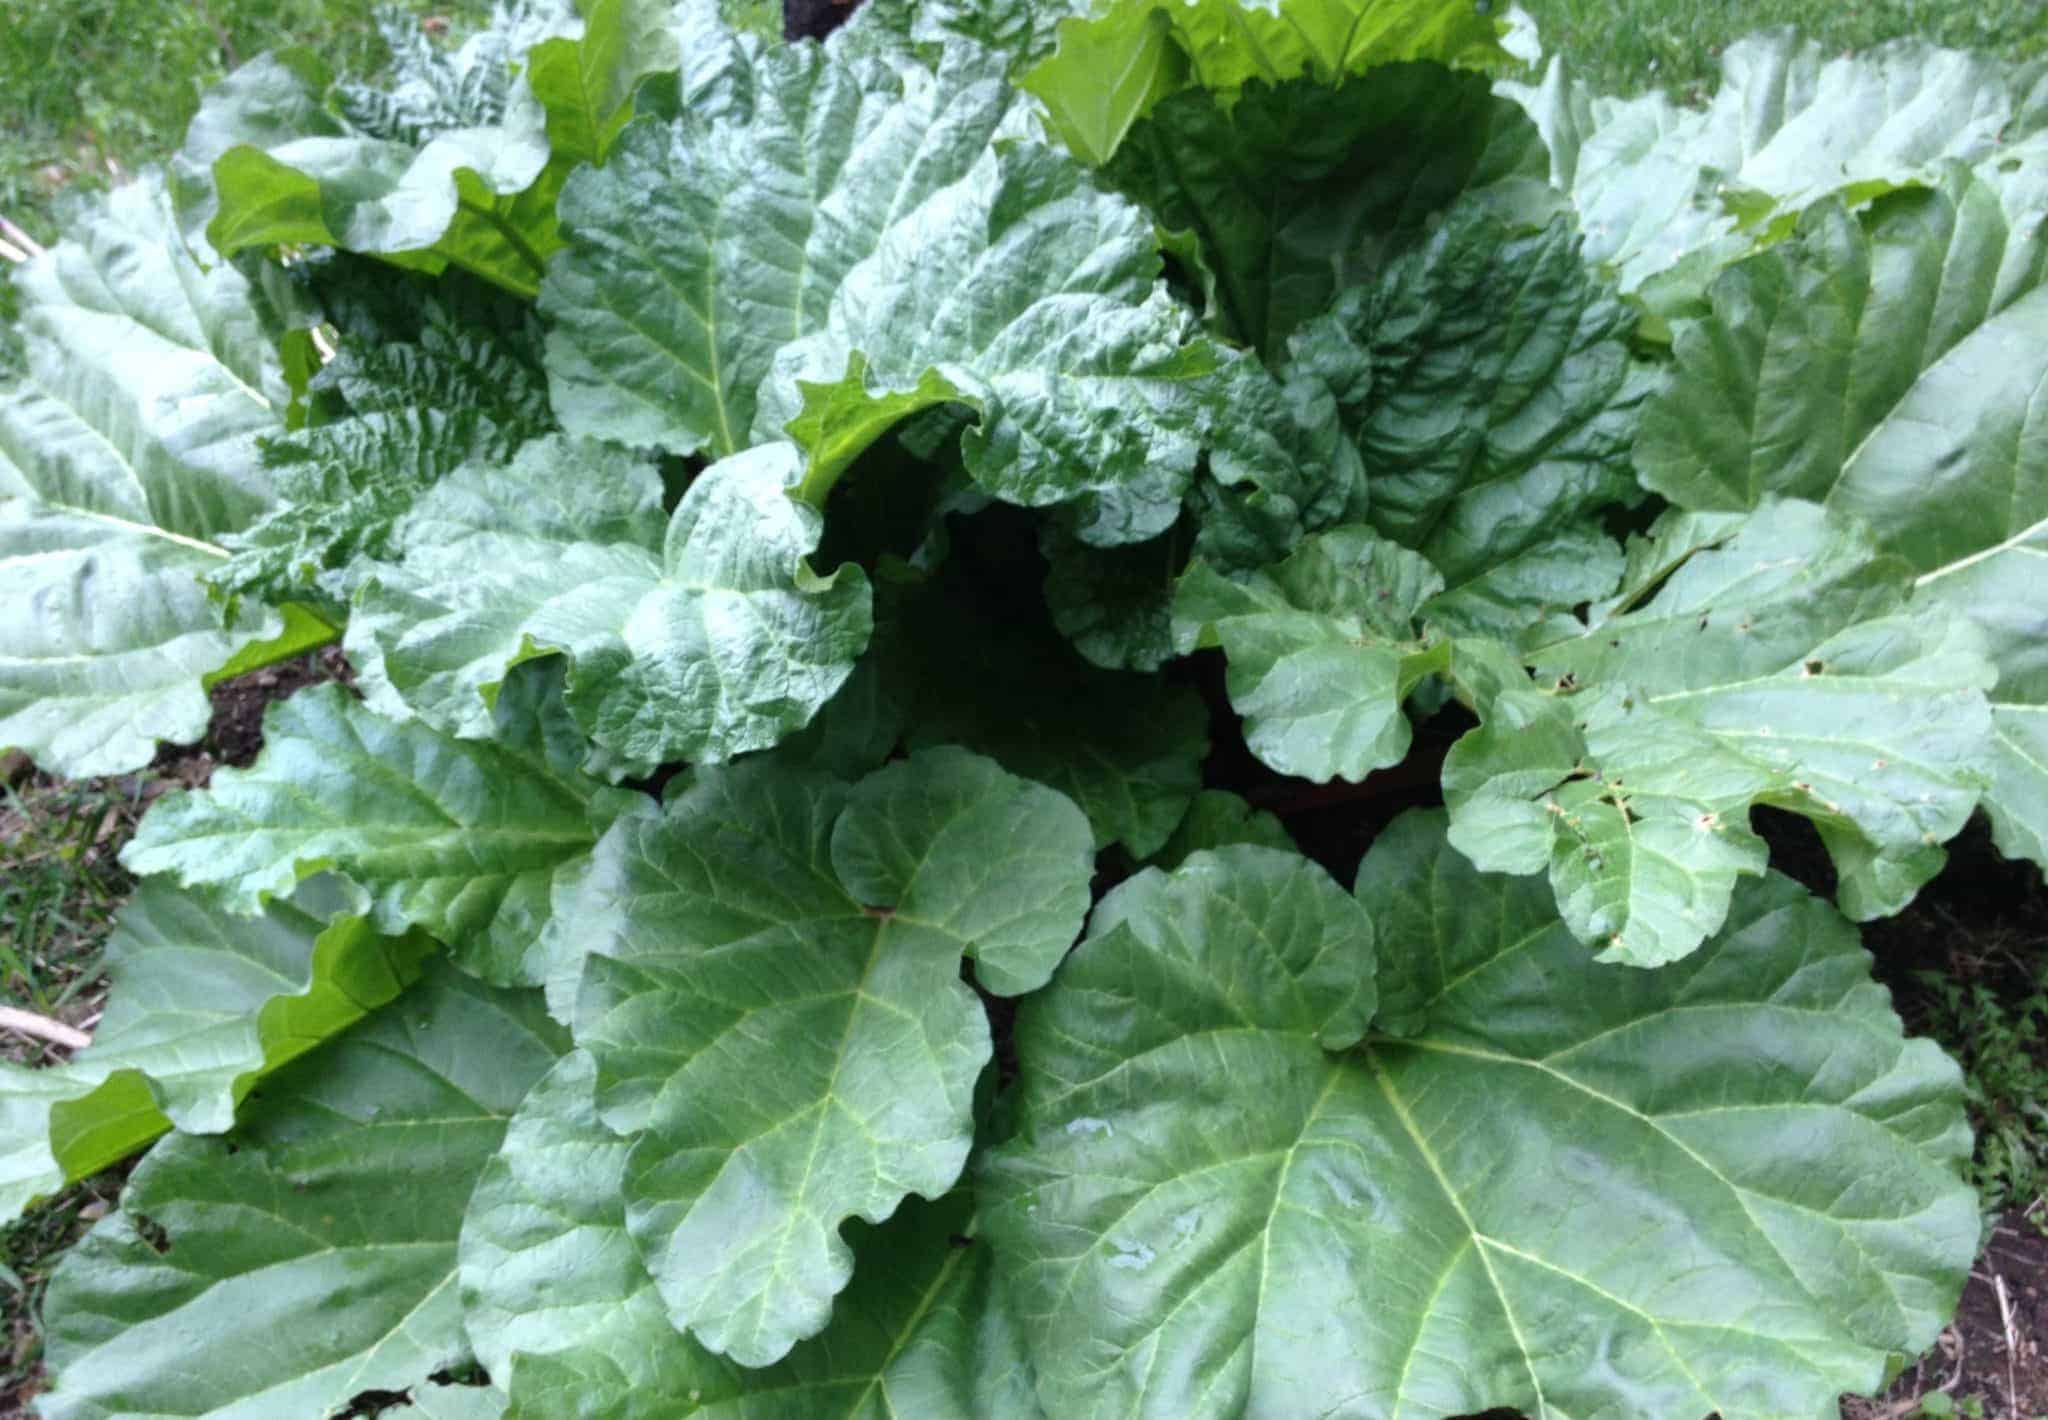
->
[1021, 0, 1509, 166]
[122, 664, 644, 987]
[1503, 33, 2048, 313]
[1442, 501, 1997, 965]
[1175, 527, 1450, 784]
[1103, 65, 1553, 357]
[1290, 198, 1650, 642]
[37, 964, 565, 1420]
[462, 1051, 1042, 1418]
[348, 436, 873, 766]
[540, 35, 1021, 461]
[982, 817, 1976, 1420]
[565, 748, 1092, 1365]
[1637, 173, 2048, 868]
[0, 881, 430, 1224]
[0, 177, 287, 775]
[177, 5, 579, 296]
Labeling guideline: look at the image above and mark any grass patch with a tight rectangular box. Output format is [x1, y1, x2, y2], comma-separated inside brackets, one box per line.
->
[1913, 943, 2048, 1223]
[0, 0, 485, 247]
[0, 771, 145, 1043]
[1515, 0, 2048, 98]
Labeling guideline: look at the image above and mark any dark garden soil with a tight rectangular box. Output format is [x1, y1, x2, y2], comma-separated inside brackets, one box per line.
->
[152, 642, 356, 780]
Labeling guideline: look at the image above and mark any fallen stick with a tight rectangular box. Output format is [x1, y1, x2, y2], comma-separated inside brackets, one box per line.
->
[0, 214, 44, 258]
[0, 1006, 92, 1051]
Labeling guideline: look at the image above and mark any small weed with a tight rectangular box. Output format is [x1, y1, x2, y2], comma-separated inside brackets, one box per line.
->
[1912, 944, 2048, 1222]
[1913, 1391, 1990, 1420]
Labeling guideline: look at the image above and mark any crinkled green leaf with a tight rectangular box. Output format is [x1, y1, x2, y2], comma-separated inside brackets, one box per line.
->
[1174, 527, 1450, 784]
[759, 139, 1216, 546]
[982, 816, 1976, 1420]
[349, 436, 873, 766]
[0, 176, 286, 775]
[1503, 33, 2048, 313]
[1444, 501, 1997, 964]
[846, 0, 1080, 72]
[0, 881, 430, 1224]
[178, 8, 578, 296]
[37, 964, 565, 1420]
[461, 1051, 1042, 1419]
[122, 664, 642, 987]
[565, 748, 1092, 1365]
[1189, 348, 1371, 573]
[1290, 198, 1649, 641]
[542, 36, 1021, 461]
[216, 272, 553, 605]
[895, 590, 1209, 857]
[1021, 0, 1509, 166]
[1103, 66, 1553, 357]
[1039, 523, 1183, 674]
[0, 511, 262, 777]
[1638, 173, 2048, 867]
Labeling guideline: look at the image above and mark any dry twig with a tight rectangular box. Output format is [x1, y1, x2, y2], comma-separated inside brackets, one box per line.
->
[0, 1007, 91, 1052]
[0, 214, 44, 258]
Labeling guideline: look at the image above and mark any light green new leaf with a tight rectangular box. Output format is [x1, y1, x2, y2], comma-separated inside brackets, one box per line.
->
[541, 36, 1021, 460]
[1444, 501, 1997, 964]
[525, 0, 679, 166]
[1021, 0, 1509, 166]
[982, 817, 1976, 1420]
[566, 749, 1092, 1365]
[349, 437, 873, 767]
[178, 6, 579, 296]
[122, 665, 644, 987]
[1290, 199, 1649, 641]
[37, 964, 565, 1420]
[462, 1051, 1042, 1419]
[0, 176, 287, 775]
[1175, 527, 1450, 784]
[1638, 173, 2048, 867]
[1104, 66, 1553, 357]
[1503, 33, 2048, 312]
[0, 881, 430, 1224]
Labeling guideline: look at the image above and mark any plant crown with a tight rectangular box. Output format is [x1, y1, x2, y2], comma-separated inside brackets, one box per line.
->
[1, 0, 2040, 1415]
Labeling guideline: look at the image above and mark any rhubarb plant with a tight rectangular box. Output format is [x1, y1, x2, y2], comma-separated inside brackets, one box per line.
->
[0, 1, 2037, 1416]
